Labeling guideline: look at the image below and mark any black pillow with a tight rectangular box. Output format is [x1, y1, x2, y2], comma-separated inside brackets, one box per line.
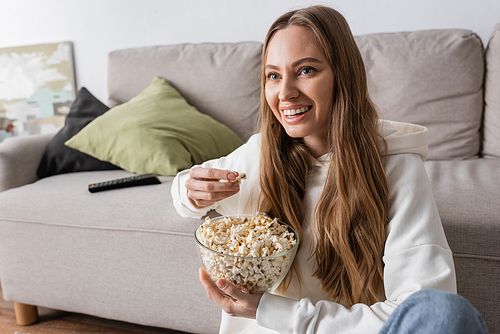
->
[37, 87, 121, 178]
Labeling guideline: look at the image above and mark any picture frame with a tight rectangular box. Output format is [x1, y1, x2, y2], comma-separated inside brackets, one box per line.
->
[0, 41, 76, 141]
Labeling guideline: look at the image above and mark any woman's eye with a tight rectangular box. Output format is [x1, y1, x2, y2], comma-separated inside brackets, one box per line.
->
[300, 67, 314, 75]
[267, 73, 280, 81]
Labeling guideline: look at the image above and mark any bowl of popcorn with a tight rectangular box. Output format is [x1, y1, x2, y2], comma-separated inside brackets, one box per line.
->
[194, 213, 299, 295]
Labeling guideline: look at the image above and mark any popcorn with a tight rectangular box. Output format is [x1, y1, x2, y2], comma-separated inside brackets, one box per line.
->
[196, 213, 298, 294]
[231, 171, 246, 184]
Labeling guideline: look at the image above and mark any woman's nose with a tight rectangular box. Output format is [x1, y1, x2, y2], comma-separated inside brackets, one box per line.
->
[278, 76, 299, 101]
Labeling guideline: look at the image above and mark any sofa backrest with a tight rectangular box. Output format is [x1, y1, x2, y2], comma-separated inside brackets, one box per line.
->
[108, 29, 488, 160]
[483, 23, 500, 158]
[356, 29, 484, 160]
[108, 42, 262, 141]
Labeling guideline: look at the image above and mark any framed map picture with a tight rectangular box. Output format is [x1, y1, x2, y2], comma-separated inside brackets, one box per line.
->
[0, 41, 76, 140]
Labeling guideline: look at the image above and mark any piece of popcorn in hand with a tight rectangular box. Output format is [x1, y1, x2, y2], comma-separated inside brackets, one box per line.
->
[231, 171, 247, 184]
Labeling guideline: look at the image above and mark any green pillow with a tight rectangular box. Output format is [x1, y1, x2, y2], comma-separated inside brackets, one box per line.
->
[65, 77, 243, 175]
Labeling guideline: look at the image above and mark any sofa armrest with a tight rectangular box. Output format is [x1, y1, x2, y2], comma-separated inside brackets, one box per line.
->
[0, 133, 55, 192]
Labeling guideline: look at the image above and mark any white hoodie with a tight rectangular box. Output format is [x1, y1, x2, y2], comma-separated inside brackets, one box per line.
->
[171, 120, 456, 334]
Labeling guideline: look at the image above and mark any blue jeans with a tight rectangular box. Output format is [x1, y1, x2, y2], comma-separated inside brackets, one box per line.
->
[379, 289, 489, 334]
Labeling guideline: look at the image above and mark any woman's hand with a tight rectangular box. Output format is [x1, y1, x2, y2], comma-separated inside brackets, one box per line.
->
[185, 167, 240, 208]
[199, 268, 262, 319]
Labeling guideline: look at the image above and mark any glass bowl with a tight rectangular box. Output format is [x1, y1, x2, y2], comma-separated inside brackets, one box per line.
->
[194, 214, 300, 295]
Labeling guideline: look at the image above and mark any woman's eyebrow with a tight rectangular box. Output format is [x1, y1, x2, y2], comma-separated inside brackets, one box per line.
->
[265, 64, 279, 71]
[265, 57, 324, 71]
[292, 57, 323, 67]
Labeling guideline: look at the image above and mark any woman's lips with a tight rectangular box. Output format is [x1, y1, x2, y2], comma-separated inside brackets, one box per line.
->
[282, 105, 312, 122]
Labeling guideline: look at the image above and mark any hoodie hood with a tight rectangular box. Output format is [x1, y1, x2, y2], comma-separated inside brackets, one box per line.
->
[379, 120, 428, 161]
[310, 120, 428, 167]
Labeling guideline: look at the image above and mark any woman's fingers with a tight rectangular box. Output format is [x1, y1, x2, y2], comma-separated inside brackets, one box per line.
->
[189, 167, 236, 181]
[199, 268, 227, 305]
[186, 177, 239, 193]
[199, 268, 261, 319]
[186, 179, 239, 206]
[186, 168, 240, 207]
[216, 279, 246, 301]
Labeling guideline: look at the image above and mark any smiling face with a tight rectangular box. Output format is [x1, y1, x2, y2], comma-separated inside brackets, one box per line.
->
[264, 25, 334, 157]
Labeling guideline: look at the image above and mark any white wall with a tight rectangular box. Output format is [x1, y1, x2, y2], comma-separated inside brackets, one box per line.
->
[1, 0, 498, 104]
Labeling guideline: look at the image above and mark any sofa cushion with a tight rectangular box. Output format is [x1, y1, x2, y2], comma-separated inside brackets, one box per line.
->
[0, 171, 198, 237]
[107, 42, 263, 141]
[0, 170, 221, 333]
[424, 158, 500, 332]
[483, 23, 500, 158]
[356, 30, 484, 160]
[37, 87, 120, 179]
[66, 77, 243, 176]
[424, 158, 500, 259]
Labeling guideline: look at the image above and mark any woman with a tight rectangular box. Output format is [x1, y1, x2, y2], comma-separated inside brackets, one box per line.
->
[172, 5, 488, 334]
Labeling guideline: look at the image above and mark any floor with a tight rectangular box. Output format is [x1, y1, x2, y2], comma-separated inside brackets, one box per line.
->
[0, 283, 191, 334]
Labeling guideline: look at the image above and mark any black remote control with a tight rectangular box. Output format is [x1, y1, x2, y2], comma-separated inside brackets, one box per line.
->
[88, 173, 161, 193]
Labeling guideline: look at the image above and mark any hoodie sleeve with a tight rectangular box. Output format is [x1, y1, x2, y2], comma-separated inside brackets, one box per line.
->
[171, 134, 262, 219]
[256, 153, 456, 334]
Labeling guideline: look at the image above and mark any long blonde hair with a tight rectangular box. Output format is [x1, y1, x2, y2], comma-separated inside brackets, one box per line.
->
[258, 5, 389, 306]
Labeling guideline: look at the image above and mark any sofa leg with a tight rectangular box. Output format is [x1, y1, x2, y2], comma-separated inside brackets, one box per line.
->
[14, 302, 38, 325]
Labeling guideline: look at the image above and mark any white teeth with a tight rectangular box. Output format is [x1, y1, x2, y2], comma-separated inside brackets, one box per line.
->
[283, 106, 311, 116]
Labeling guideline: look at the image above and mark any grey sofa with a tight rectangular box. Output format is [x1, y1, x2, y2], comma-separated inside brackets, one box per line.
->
[1, 24, 499, 334]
